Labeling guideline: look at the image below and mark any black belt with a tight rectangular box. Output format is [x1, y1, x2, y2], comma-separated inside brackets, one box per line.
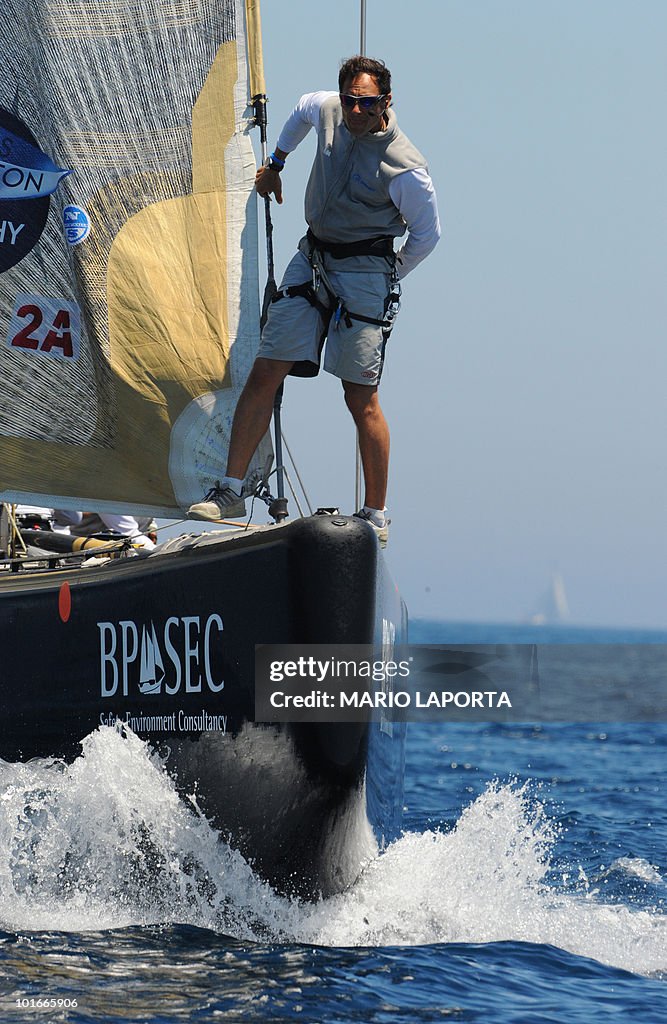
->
[307, 229, 395, 260]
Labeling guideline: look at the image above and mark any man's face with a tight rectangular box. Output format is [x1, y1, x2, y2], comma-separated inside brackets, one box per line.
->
[339, 73, 391, 136]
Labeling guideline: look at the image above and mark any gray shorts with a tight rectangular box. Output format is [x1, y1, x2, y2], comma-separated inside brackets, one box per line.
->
[258, 249, 396, 385]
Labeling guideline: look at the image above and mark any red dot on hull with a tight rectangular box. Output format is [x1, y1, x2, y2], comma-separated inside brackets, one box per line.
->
[58, 581, 72, 622]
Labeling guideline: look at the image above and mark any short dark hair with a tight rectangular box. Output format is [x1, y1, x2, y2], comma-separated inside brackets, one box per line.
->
[338, 56, 391, 95]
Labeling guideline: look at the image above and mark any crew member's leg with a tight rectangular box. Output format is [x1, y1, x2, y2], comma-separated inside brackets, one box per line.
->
[188, 358, 292, 520]
[323, 265, 394, 540]
[188, 246, 322, 521]
[226, 358, 293, 478]
[342, 381, 389, 511]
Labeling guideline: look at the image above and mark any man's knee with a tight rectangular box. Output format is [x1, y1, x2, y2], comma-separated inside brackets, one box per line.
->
[247, 357, 293, 393]
[343, 381, 380, 417]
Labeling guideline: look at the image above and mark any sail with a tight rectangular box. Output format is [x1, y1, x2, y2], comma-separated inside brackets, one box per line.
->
[529, 572, 571, 626]
[0, 0, 272, 516]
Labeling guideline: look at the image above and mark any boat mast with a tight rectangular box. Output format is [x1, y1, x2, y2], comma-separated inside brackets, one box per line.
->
[254, 100, 287, 522]
[354, 0, 367, 511]
[251, 1, 288, 522]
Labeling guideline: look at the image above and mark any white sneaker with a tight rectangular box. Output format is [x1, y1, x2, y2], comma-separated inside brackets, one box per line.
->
[353, 509, 390, 547]
[188, 484, 246, 521]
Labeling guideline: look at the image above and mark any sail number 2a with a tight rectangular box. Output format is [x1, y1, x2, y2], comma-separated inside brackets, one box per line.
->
[6, 294, 80, 360]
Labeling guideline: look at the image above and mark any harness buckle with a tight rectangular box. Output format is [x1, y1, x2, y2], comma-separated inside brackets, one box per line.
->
[384, 275, 402, 325]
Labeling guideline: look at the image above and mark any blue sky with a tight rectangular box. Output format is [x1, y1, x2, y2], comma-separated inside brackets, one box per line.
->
[250, 0, 666, 628]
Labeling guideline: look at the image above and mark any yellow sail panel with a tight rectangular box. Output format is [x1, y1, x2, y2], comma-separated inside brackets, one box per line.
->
[0, 0, 271, 516]
[246, 0, 268, 102]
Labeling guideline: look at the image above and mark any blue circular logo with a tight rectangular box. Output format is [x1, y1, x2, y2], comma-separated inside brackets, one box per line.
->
[63, 204, 91, 245]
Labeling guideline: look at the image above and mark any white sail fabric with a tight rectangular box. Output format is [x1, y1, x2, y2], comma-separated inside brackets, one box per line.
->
[0, 0, 271, 516]
[529, 572, 571, 625]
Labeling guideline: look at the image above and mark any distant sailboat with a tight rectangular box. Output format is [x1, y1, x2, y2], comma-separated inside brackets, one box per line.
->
[529, 572, 570, 625]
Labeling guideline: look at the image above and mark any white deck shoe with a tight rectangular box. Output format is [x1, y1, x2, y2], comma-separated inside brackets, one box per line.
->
[353, 509, 389, 547]
[188, 485, 246, 521]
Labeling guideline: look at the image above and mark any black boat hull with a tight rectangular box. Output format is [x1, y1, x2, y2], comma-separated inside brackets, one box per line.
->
[0, 514, 407, 898]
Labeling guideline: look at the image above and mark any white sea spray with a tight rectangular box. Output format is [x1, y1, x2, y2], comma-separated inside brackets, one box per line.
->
[1, 726, 666, 979]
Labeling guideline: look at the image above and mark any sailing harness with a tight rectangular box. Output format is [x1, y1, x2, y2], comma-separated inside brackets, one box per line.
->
[270, 229, 402, 378]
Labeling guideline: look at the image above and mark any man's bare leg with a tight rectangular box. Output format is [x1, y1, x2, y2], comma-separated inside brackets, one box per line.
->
[226, 357, 294, 479]
[342, 381, 389, 511]
[188, 357, 292, 519]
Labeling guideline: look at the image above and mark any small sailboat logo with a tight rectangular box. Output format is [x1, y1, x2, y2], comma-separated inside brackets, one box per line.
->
[138, 622, 165, 694]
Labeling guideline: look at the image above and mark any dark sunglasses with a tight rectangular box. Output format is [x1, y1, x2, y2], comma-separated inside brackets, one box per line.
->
[339, 93, 386, 111]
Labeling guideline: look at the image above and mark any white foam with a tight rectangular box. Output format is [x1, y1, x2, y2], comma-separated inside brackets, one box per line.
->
[295, 783, 667, 978]
[1, 727, 665, 978]
[0, 726, 288, 938]
[609, 856, 663, 885]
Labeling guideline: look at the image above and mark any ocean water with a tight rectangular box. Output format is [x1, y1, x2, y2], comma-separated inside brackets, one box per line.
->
[1, 621, 666, 1023]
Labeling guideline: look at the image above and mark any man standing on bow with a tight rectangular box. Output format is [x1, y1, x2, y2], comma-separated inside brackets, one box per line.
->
[189, 56, 440, 542]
